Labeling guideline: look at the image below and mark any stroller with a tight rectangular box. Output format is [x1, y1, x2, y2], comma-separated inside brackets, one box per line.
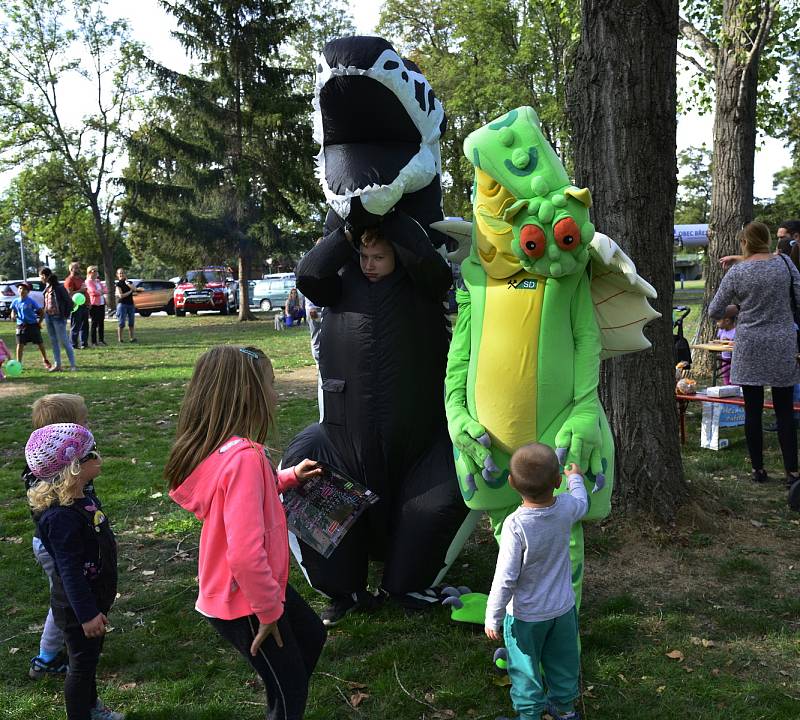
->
[673, 305, 692, 367]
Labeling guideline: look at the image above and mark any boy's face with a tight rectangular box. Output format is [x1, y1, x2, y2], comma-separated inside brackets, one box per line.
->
[716, 317, 734, 331]
[360, 240, 395, 282]
[19, 285, 29, 299]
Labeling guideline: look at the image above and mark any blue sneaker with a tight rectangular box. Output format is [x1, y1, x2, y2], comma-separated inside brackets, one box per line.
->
[28, 652, 68, 679]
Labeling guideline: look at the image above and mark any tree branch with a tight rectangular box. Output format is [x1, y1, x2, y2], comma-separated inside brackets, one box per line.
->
[677, 49, 713, 80]
[735, 1, 777, 115]
[678, 16, 718, 64]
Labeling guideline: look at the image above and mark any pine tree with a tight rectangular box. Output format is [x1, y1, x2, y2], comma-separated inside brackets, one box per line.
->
[123, 0, 315, 320]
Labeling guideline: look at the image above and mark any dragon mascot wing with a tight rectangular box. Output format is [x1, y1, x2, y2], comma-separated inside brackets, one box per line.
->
[588, 232, 661, 359]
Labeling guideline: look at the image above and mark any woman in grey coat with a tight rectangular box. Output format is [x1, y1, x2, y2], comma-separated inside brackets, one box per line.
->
[709, 222, 800, 495]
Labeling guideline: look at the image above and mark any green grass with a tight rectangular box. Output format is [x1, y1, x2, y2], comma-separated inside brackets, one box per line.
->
[2, 313, 799, 719]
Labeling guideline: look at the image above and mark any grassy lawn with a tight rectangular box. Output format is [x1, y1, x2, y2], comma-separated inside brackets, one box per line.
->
[1, 314, 798, 719]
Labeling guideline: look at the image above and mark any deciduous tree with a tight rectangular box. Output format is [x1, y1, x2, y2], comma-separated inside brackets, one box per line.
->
[679, 0, 800, 360]
[569, 0, 689, 522]
[0, 0, 142, 307]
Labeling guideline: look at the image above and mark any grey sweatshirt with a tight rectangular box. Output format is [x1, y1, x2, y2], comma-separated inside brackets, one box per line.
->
[485, 474, 588, 630]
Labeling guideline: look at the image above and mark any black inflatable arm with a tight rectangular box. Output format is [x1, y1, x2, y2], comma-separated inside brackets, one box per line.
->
[295, 227, 356, 307]
[383, 210, 452, 302]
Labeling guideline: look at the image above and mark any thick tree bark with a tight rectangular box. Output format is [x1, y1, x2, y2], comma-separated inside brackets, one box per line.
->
[693, 1, 774, 372]
[237, 251, 257, 321]
[568, 0, 688, 522]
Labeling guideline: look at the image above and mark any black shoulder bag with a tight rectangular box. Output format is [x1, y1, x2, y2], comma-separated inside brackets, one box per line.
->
[778, 254, 800, 364]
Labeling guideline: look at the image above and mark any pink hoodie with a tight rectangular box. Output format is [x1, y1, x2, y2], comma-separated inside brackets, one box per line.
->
[169, 437, 298, 624]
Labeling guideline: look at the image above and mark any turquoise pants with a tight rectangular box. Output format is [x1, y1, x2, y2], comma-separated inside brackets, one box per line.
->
[504, 608, 579, 718]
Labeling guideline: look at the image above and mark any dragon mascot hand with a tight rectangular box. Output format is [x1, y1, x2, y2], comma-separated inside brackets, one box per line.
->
[437, 106, 660, 622]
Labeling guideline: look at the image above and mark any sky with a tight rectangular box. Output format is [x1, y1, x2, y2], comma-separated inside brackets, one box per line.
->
[1, 0, 791, 201]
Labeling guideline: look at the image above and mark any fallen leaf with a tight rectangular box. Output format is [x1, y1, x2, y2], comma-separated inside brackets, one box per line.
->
[712, 668, 720, 676]
[349, 690, 369, 708]
[666, 650, 684, 662]
[149, 492, 163, 499]
[425, 692, 436, 703]
[701, 639, 716, 648]
[432, 711, 455, 720]
[750, 520, 764, 528]
[120, 682, 137, 690]
[9, 647, 19, 655]
[346, 681, 367, 690]
[142, 570, 155, 576]
[684, 666, 694, 673]
[656, 685, 666, 694]
[492, 674, 511, 687]
[690, 636, 701, 645]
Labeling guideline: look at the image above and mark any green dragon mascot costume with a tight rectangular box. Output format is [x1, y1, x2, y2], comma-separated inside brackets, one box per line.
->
[438, 106, 659, 621]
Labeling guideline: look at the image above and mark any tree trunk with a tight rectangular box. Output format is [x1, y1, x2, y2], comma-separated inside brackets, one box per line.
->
[90, 199, 116, 312]
[695, 1, 768, 374]
[237, 251, 257, 321]
[568, 0, 688, 522]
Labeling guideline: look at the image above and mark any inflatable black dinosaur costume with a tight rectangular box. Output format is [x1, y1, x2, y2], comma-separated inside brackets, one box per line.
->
[283, 36, 476, 616]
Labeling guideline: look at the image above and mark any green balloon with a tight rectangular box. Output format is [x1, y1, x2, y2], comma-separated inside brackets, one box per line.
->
[73, 292, 86, 307]
[5, 359, 23, 377]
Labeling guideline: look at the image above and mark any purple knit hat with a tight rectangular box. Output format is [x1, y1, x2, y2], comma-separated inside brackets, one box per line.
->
[25, 423, 95, 479]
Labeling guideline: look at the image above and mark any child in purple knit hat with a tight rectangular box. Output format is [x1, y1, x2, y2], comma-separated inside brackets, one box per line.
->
[26, 423, 123, 720]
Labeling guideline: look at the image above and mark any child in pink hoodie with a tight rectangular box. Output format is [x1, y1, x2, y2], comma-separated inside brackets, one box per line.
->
[166, 345, 325, 720]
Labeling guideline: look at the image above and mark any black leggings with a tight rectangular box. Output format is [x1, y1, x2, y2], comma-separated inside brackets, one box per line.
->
[89, 305, 105, 344]
[207, 584, 326, 720]
[741, 385, 797, 473]
[52, 604, 105, 720]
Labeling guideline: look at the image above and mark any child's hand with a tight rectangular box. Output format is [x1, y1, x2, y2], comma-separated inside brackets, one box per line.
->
[250, 620, 284, 655]
[293, 459, 323, 483]
[564, 462, 582, 477]
[82, 612, 108, 638]
[484, 626, 502, 642]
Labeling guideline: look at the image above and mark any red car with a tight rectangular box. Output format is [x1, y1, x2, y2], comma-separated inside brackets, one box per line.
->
[173, 267, 239, 316]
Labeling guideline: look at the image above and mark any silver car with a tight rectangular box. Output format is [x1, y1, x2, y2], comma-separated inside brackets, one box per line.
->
[249, 273, 303, 312]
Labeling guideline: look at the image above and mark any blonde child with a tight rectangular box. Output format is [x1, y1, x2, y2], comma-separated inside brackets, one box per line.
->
[485, 443, 588, 720]
[165, 345, 326, 720]
[25, 394, 90, 681]
[26, 423, 121, 720]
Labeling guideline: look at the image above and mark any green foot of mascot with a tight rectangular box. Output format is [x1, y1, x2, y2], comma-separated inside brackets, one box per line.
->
[437, 106, 659, 627]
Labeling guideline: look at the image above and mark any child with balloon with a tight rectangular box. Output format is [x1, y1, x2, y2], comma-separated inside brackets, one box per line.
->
[10, 282, 52, 372]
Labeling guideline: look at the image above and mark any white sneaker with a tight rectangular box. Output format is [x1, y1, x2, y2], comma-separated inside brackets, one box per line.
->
[91, 698, 125, 720]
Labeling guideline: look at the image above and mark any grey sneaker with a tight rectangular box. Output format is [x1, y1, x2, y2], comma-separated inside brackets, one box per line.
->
[788, 478, 800, 512]
[91, 698, 125, 720]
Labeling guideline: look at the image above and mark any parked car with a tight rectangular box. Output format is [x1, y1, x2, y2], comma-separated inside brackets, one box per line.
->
[173, 267, 239, 316]
[249, 273, 301, 312]
[1, 279, 46, 319]
[130, 279, 176, 316]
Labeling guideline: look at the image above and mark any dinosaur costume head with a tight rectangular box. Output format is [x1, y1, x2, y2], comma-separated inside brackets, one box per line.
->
[465, 106, 595, 279]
